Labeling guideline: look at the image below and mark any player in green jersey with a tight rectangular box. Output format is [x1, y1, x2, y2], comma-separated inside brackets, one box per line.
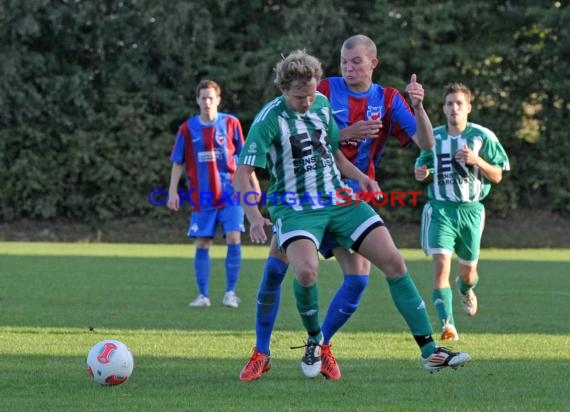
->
[415, 82, 510, 341]
[235, 50, 471, 380]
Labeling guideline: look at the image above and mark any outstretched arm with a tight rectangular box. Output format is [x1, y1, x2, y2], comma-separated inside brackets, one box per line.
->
[406, 74, 434, 150]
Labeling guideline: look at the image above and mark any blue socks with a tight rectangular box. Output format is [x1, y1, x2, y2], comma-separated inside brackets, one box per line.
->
[194, 248, 210, 297]
[255, 257, 288, 355]
[225, 244, 241, 292]
[322, 274, 368, 344]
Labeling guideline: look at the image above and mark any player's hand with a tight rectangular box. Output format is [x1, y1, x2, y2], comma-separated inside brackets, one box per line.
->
[455, 144, 479, 166]
[415, 165, 430, 181]
[405, 74, 425, 109]
[341, 119, 383, 142]
[357, 176, 383, 201]
[167, 191, 180, 211]
[249, 216, 272, 244]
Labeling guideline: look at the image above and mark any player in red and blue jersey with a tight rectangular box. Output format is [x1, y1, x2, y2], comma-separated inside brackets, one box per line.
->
[167, 80, 259, 309]
[240, 36, 467, 381]
[317, 76, 415, 192]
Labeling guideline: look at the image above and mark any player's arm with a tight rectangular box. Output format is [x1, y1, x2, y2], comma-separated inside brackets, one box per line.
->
[455, 145, 503, 183]
[339, 120, 382, 142]
[414, 150, 433, 183]
[167, 162, 184, 211]
[405, 74, 434, 150]
[334, 150, 381, 195]
[233, 164, 272, 244]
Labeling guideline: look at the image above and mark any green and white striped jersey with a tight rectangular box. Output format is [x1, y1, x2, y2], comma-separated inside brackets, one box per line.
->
[416, 122, 510, 203]
[238, 93, 350, 212]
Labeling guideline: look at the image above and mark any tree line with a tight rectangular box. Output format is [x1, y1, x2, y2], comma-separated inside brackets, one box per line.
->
[0, 0, 567, 226]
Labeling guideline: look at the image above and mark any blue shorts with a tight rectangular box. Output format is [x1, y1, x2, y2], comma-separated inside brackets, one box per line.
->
[187, 206, 245, 238]
[318, 233, 341, 259]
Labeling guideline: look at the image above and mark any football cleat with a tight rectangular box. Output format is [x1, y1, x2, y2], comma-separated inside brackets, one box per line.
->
[320, 343, 341, 381]
[222, 291, 241, 308]
[292, 338, 322, 378]
[239, 347, 271, 381]
[441, 321, 460, 341]
[455, 276, 478, 317]
[188, 294, 211, 307]
[422, 347, 471, 373]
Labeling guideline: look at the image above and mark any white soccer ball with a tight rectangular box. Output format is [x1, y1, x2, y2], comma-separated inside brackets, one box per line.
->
[86, 339, 134, 385]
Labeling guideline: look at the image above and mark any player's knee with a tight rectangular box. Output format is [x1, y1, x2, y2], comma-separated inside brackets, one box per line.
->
[295, 265, 318, 286]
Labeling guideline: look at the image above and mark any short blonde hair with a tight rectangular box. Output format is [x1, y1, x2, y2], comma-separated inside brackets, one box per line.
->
[274, 49, 323, 91]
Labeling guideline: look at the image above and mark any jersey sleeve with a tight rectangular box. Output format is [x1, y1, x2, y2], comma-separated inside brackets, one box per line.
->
[231, 117, 245, 155]
[386, 88, 416, 146]
[169, 130, 186, 164]
[415, 149, 434, 171]
[325, 98, 341, 154]
[238, 115, 277, 169]
[481, 131, 510, 171]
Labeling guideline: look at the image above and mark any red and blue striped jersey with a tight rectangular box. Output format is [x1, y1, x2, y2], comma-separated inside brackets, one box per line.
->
[170, 113, 244, 211]
[317, 77, 416, 190]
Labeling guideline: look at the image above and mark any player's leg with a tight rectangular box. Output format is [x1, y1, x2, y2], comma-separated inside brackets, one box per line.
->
[319, 244, 370, 380]
[356, 225, 437, 355]
[240, 234, 288, 381]
[422, 202, 458, 339]
[322, 247, 371, 345]
[286, 238, 323, 378]
[220, 205, 245, 308]
[455, 203, 484, 317]
[187, 210, 216, 307]
[256, 234, 288, 353]
[357, 226, 470, 372]
[433, 254, 458, 340]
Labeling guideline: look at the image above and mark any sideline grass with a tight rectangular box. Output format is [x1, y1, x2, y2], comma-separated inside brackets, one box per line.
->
[0, 243, 569, 411]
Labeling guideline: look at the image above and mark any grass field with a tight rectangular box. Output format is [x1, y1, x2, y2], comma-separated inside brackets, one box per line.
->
[0, 242, 569, 411]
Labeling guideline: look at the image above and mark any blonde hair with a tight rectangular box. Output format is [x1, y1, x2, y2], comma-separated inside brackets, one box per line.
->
[274, 49, 323, 91]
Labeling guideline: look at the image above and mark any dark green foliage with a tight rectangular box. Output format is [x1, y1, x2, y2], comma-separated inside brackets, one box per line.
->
[0, 0, 567, 223]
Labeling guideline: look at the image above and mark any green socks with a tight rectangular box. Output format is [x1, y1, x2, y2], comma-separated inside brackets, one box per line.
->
[432, 287, 454, 327]
[293, 278, 321, 336]
[387, 273, 436, 358]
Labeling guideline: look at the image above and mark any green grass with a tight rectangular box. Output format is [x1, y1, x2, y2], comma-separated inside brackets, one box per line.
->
[0, 242, 569, 411]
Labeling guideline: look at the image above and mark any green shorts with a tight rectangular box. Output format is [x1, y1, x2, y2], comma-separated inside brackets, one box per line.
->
[420, 200, 485, 265]
[271, 203, 382, 252]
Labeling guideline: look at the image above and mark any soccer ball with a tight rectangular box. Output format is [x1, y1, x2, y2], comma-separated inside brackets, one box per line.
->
[86, 339, 134, 385]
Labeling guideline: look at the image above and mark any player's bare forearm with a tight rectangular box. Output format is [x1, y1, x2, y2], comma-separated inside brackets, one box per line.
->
[168, 163, 184, 193]
[476, 158, 503, 184]
[167, 163, 184, 211]
[334, 151, 367, 182]
[412, 105, 435, 150]
[234, 165, 263, 223]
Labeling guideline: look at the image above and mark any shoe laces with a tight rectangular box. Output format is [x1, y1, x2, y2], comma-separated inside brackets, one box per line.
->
[291, 340, 321, 363]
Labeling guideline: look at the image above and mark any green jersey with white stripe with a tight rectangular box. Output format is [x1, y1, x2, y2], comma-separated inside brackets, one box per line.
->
[238, 93, 350, 212]
[416, 122, 510, 203]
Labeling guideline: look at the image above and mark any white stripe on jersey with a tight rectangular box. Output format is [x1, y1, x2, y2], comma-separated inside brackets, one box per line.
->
[252, 97, 281, 125]
[242, 155, 256, 166]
